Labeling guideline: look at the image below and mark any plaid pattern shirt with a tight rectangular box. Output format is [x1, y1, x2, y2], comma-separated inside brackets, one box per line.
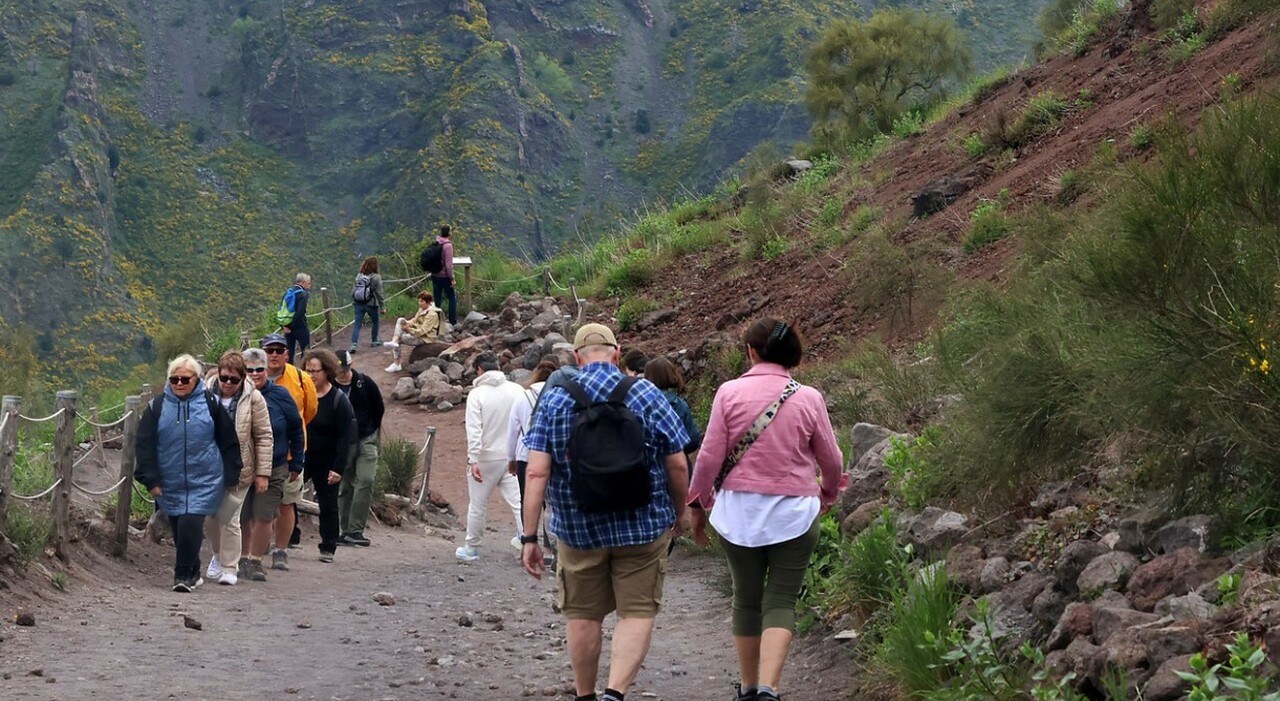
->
[524, 362, 689, 550]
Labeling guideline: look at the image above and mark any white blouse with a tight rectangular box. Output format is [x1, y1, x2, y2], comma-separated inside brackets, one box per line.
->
[709, 489, 820, 547]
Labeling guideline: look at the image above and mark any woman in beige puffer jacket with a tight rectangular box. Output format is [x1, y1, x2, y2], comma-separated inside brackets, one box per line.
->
[203, 350, 273, 585]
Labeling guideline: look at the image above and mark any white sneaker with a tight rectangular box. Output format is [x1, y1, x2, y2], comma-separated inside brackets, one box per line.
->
[385, 363, 402, 373]
[205, 556, 221, 580]
[219, 570, 238, 586]
[455, 546, 479, 561]
[384, 339, 399, 349]
[510, 536, 523, 551]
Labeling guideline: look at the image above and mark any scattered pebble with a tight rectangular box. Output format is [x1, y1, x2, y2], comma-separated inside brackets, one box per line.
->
[458, 613, 473, 627]
[182, 615, 202, 631]
[373, 592, 396, 606]
[14, 612, 35, 627]
[297, 621, 312, 629]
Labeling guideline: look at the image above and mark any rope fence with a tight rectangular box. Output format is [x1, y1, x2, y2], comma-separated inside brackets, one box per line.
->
[71, 475, 130, 497]
[8, 478, 62, 501]
[75, 410, 133, 430]
[134, 482, 155, 504]
[17, 407, 66, 423]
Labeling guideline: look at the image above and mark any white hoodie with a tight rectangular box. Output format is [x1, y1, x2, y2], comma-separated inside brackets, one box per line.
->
[466, 370, 526, 463]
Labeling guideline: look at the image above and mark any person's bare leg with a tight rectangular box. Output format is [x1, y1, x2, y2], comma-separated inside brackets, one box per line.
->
[734, 635, 762, 689]
[567, 619, 603, 697]
[604, 616, 657, 694]
[758, 628, 794, 690]
[274, 504, 295, 549]
[250, 519, 273, 557]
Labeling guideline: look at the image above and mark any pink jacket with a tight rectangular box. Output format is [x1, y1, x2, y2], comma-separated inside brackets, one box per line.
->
[437, 236, 455, 280]
[688, 363, 844, 510]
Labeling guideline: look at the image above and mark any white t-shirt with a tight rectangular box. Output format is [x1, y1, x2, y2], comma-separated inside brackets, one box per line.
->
[709, 489, 820, 547]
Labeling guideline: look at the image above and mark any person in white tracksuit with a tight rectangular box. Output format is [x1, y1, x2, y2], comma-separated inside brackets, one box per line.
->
[457, 352, 527, 561]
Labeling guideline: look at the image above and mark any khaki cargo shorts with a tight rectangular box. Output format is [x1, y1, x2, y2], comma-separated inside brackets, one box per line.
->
[240, 463, 289, 523]
[280, 470, 304, 506]
[557, 532, 671, 620]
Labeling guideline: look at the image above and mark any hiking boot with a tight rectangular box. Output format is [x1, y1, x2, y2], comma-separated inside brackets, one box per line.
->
[455, 546, 479, 562]
[344, 531, 371, 547]
[290, 525, 302, 547]
[219, 570, 238, 586]
[237, 558, 250, 580]
[384, 363, 402, 373]
[245, 559, 268, 582]
[271, 548, 290, 571]
[205, 555, 221, 580]
[371, 339, 384, 347]
[319, 550, 335, 563]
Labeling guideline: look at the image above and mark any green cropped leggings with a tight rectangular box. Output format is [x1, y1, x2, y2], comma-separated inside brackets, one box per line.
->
[718, 516, 822, 637]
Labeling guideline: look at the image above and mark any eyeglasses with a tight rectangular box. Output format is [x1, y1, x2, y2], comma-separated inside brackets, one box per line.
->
[245, 367, 267, 374]
[218, 375, 243, 384]
[264, 347, 288, 355]
[168, 376, 194, 386]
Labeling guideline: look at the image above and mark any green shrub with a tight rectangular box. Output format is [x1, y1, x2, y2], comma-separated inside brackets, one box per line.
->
[1129, 123, 1156, 151]
[1152, 0, 1196, 30]
[964, 198, 1011, 253]
[884, 431, 940, 509]
[603, 248, 655, 294]
[1057, 170, 1087, 206]
[1207, 0, 1280, 38]
[761, 235, 790, 260]
[376, 437, 419, 499]
[962, 132, 987, 158]
[104, 487, 154, 526]
[1176, 633, 1280, 700]
[877, 566, 960, 694]
[4, 502, 53, 566]
[843, 514, 909, 615]
[817, 199, 842, 227]
[1008, 91, 1071, 147]
[793, 155, 841, 195]
[893, 111, 926, 138]
[615, 297, 659, 331]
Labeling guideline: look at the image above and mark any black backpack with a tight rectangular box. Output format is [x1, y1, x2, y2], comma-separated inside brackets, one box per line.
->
[419, 241, 445, 274]
[562, 376, 651, 513]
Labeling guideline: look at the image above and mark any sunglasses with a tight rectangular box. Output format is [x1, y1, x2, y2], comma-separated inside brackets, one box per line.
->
[245, 366, 267, 374]
[264, 347, 288, 355]
[168, 376, 194, 386]
[218, 375, 243, 384]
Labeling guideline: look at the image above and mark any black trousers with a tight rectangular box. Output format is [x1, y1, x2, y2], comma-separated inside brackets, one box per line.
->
[312, 475, 341, 553]
[169, 514, 206, 580]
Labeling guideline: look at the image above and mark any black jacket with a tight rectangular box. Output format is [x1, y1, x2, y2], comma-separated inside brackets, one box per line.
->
[337, 369, 385, 440]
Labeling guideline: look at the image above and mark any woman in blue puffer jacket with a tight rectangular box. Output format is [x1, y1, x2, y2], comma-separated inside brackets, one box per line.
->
[135, 354, 242, 592]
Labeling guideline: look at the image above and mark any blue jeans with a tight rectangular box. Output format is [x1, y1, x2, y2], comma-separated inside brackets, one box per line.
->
[351, 302, 380, 347]
[432, 276, 457, 325]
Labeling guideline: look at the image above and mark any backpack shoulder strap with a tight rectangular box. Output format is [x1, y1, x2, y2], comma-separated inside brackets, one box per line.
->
[607, 376, 638, 405]
[562, 380, 592, 410]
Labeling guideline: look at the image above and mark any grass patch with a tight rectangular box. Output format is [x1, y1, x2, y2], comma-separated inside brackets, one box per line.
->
[4, 502, 53, 566]
[964, 197, 1012, 253]
[375, 437, 418, 499]
[616, 297, 660, 331]
[875, 566, 960, 695]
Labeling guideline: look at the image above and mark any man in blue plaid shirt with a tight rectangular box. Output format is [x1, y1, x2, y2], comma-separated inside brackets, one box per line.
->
[521, 323, 690, 701]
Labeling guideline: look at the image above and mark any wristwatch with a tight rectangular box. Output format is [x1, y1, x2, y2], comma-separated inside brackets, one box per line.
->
[519, 534, 539, 545]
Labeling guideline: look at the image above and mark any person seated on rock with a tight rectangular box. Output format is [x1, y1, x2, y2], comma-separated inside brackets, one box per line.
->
[384, 291, 441, 373]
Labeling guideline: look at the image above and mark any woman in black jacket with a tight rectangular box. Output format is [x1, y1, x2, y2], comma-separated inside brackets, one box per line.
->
[300, 349, 355, 562]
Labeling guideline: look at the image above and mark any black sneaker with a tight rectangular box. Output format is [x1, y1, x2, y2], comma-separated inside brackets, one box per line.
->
[346, 531, 371, 547]
[734, 683, 758, 700]
[173, 578, 191, 593]
[319, 550, 335, 563]
[237, 558, 250, 579]
[289, 525, 302, 548]
[756, 691, 780, 701]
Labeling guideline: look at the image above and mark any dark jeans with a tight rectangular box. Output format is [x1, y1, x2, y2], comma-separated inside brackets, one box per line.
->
[515, 460, 527, 520]
[432, 275, 457, 325]
[351, 302, 380, 347]
[312, 475, 341, 554]
[286, 327, 310, 365]
[169, 514, 206, 580]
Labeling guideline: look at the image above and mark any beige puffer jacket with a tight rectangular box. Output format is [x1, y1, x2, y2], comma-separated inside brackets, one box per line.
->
[207, 372, 274, 486]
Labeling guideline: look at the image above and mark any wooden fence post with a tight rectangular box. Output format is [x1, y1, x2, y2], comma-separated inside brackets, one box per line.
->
[0, 396, 21, 529]
[52, 390, 77, 562]
[240, 331, 251, 351]
[463, 264, 472, 314]
[321, 286, 334, 347]
[542, 267, 551, 297]
[113, 396, 140, 557]
[140, 383, 153, 406]
[570, 278, 584, 327]
[414, 426, 438, 507]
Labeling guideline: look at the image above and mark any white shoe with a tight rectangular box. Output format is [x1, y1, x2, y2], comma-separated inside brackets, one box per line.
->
[455, 546, 479, 561]
[205, 556, 221, 579]
[385, 363, 402, 373]
[384, 340, 399, 349]
[510, 536, 523, 551]
[219, 571, 238, 586]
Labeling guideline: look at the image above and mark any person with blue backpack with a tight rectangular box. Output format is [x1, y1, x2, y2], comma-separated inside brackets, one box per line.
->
[275, 273, 312, 364]
[349, 256, 386, 353]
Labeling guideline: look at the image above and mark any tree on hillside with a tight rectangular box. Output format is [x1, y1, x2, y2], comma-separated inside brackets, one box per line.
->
[805, 10, 972, 143]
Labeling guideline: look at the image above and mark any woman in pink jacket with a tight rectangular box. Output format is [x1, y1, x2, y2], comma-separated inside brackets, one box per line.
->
[689, 317, 845, 701]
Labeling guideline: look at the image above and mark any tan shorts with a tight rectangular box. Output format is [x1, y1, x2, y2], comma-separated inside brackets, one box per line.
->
[556, 532, 671, 620]
[281, 471, 304, 506]
[241, 463, 288, 523]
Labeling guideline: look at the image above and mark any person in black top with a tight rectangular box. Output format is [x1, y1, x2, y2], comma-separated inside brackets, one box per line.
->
[300, 349, 355, 562]
[333, 350, 385, 546]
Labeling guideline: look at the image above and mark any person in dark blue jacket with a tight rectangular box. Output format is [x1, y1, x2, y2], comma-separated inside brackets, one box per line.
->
[134, 354, 242, 592]
[237, 347, 304, 582]
[643, 357, 703, 460]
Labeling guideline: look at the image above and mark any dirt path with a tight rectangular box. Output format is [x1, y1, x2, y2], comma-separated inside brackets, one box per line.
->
[1, 341, 851, 700]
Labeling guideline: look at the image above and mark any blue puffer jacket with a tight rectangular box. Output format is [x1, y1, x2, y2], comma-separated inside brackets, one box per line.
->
[134, 381, 241, 516]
